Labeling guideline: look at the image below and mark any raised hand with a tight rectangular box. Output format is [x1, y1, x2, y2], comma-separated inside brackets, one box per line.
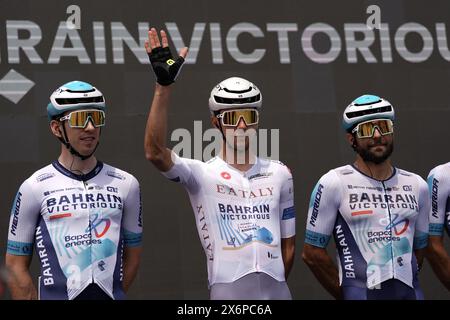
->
[145, 28, 188, 86]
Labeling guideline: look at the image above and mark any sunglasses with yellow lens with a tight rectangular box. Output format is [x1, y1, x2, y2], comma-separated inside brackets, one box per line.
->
[352, 119, 393, 138]
[59, 109, 106, 128]
[217, 109, 259, 127]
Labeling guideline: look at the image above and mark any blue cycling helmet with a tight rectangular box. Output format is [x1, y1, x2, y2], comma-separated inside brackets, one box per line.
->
[342, 94, 395, 132]
[47, 81, 106, 121]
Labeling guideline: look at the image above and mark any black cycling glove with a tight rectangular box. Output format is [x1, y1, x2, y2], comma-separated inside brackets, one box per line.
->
[148, 47, 185, 86]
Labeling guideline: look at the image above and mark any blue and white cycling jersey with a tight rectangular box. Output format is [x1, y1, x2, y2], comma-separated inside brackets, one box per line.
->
[305, 165, 429, 290]
[427, 163, 450, 237]
[161, 152, 296, 286]
[7, 161, 142, 300]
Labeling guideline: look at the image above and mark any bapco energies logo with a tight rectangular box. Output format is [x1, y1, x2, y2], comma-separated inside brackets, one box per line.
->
[85, 213, 111, 238]
[385, 214, 410, 236]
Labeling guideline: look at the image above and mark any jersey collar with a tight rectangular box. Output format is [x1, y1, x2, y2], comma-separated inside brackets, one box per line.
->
[216, 156, 260, 176]
[52, 160, 104, 181]
[351, 164, 397, 182]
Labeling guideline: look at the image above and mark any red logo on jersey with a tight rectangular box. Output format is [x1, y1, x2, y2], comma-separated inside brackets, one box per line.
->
[85, 213, 111, 238]
[221, 172, 231, 180]
[49, 213, 72, 220]
[351, 210, 373, 216]
[385, 214, 410, 236]
[393, 219, 410, 235]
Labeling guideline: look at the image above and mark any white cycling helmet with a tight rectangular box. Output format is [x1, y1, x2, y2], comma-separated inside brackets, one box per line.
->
[208, 77, 262, 113]
[47, 81, 105, 120]
[342, 94, 395, 132]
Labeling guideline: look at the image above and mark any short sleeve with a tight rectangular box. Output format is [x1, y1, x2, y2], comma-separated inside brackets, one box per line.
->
[7, 180, 41, 255]
[279, 166, 295, 238]
[414, 177, 429, 249]
[304, 170, 342, 248]
[160, 151, 201, 194]
[122, 175, 143, 247]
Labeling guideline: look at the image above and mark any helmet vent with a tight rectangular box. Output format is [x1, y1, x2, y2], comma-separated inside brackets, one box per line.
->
[223, 87, 253, 94]
[65, 88, 96, 93]
[354, 98, 382, 106]
[55, 96, 104, 105]
[345, 105, 392, 119]
[213, 94, 260, 104]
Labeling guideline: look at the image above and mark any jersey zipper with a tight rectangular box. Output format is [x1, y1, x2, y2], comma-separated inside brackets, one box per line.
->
[242, 171, 260, 272]
[82, 179, 95, 284]
[381, 180, 395, 279]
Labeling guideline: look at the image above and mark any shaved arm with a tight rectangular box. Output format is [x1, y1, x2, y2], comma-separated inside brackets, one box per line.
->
[426, 236, 450, 290]
[5, 254, 37, 300]
[144, 84, 174, 172]
[281, 236, 295, 279]
[144, 28, 188, 172]
[122, 246, 143, 293]
[414, 248, 426, 271]
[302, 243, 342, 299]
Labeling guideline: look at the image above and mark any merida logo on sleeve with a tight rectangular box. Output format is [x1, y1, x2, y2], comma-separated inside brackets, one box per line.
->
[309, 184, 324, 227]
[431, 178, 439, 219]
[10, 192, 22, 236]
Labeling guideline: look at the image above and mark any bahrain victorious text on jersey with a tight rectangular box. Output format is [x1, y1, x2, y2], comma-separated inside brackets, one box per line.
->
[7, 161, 142, 300]
[161, 152, 296, 286]
[305, 165, 429, 290]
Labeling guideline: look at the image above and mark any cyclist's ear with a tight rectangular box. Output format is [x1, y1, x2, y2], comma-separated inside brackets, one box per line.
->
[346, 133, 357, 151]
[351, 136, 357, 151]
[50, 120, 63, 138]
[211, 115, 220, 130]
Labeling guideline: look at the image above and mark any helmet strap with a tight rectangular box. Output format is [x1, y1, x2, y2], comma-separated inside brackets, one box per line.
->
[58, 123, 98, 161]
[351, 132, 357, 151]
[213, 111, 226, 141]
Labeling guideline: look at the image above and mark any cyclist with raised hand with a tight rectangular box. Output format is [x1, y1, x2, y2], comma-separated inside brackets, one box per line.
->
[302, 95, 429, 300]
[5, 81, 143, 300]
[426, 164, 450, 291]
[144, 28, 296, 299]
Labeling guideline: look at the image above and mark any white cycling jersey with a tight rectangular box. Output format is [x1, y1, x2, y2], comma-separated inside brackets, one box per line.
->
[305, 165, 429, 290]
[161, 152, 296, 286]
[428, 163, 450, 237]
[7, 161, 142, 300]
